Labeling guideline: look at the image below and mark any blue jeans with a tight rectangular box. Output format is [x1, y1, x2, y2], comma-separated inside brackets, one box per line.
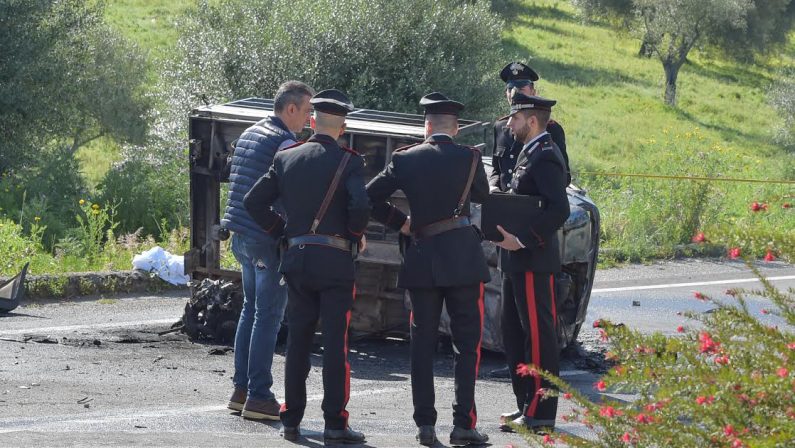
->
[231, 232, 288, 401]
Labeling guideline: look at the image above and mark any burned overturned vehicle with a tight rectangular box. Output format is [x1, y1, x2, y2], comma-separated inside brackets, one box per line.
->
[183, 98, 599, 351]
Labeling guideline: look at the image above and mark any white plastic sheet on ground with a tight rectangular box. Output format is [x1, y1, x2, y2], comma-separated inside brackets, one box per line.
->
[132, 246, 189, 285]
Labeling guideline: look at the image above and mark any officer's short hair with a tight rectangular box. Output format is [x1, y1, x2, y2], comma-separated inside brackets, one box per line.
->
[425, 113, 458, 133]
[521, 109, 550, 128]
[274, 81, 315, 113]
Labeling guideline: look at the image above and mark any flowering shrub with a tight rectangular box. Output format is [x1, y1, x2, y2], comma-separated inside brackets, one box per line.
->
[75, 199, 119, 260]
[523, 257, 795, 446]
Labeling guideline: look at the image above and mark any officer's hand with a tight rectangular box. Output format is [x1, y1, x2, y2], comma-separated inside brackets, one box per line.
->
[494, 225, 523, 251]
[400, 217, 411, 235]
[359, 234, 367, 252]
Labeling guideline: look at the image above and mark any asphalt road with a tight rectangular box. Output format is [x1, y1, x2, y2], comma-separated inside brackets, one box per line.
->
[1, 259, 793, 447]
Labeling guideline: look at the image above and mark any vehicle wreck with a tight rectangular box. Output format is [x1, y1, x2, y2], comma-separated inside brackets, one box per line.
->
[183, 98, 600, 351]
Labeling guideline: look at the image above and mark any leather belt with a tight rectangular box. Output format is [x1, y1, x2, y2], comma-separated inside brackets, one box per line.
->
[287, 234, 352, 252]
[414, 216, 471, 239]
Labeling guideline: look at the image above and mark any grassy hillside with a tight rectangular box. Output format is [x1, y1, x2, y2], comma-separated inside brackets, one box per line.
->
[100, 0, 793, 261]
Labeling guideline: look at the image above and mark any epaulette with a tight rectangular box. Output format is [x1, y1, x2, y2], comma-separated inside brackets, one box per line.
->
[464, 145, 482, 154]
[392, 143, 420, 153]
[340, 145, 362, 156]
[541, 139, 555, 151]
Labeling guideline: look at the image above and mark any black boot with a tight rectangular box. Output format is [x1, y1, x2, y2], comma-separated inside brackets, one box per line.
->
[416, 425, 437, 446]
[324, 426, 366, 445]
[280, 425, 301, 442]
[449, 426, 488, 446]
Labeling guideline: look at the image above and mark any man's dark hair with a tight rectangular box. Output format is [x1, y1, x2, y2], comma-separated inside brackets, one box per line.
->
[274, 81, 315, 112]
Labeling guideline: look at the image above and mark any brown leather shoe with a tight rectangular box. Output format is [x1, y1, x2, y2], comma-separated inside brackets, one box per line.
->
[241, 397, 281, 421]
[227, 388, 246, 412]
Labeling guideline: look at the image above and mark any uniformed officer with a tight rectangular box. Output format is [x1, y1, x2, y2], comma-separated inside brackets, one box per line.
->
[243, 89, 370, 445]
[492, 92, 570, 433]
[366, 92, 490, 447]
[491, 62, 571, 189]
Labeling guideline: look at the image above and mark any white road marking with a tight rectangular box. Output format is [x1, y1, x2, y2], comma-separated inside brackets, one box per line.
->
[0, 319, 177, 336]
[0, 387, 407, 433]
[559, 369, 589, 377]
[591, 275, 795, 294]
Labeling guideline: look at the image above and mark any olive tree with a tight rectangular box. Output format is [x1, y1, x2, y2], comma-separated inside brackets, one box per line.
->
[0, 0, 150, 175]
[769, 70, 795, 151]
[571, 0, 795, 106]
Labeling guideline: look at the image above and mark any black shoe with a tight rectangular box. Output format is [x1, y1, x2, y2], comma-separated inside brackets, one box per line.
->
[416, 425, 437, 446]
[449, 426, 488, 446]
[489, 365, 510, 379]
[499, 410, 522, 431]
[280, 425, 301, 442]
[324, 427, 366, 445]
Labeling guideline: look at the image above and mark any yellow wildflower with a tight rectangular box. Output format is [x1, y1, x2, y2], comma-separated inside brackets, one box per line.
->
[92, 204, 100, 210]
[34, 216, 41, 222]
[79, 199, 86, 205]
[92, 209, 100, 215]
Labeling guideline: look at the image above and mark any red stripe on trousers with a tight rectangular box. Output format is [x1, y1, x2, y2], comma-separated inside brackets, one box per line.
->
[468, 282, 485, 429]
[524, 272, 542, 417]
[549, 275, 557, 329]
[339, 285, 355, 424]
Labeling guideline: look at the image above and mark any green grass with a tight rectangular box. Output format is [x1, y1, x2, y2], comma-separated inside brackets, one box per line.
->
[76, 136, 121, 189]
[92, 0, 794, 263]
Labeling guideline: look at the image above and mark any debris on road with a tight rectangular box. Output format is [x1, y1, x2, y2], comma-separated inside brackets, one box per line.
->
[208, 347, 233, 355]
[180, 278, 242, 344]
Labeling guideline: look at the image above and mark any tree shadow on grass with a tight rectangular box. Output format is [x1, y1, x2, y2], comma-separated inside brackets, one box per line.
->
[492, 0, 578, 24]
[683, 59, 775, 87]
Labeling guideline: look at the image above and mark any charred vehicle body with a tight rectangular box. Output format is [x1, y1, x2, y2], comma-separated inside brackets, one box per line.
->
[184, 98, 599, 351]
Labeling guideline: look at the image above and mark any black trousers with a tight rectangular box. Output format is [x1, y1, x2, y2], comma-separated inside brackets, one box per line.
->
[279, 273, 354, 430]
[501, 271, 559, 421]
[409, 283, 484, 429]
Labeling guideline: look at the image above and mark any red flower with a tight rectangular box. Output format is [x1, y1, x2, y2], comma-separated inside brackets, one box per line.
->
[724, 424, 738, 437]
[635, 413, 652, 424]
[783, 202, 792, 209]
[599, 328, 609, 342]
[696, 395, 715, 405]
[515, 363, 536, 378]
[778, 367, 789, 378]
[595, 380, 607, 392]
[593, 319, 603, 328]
[563, 392, 572, 399]
[715, 355, 730, 365]
[691, 231, 706, 243]
[621, 432, 632, 444]
[787, 342, 795, 350]
[694, 291, 707, 301]
[699, 332, 720, 354]
[751, 201, 763, 212]
[677, 325, 684, 333]
[599, 405, 621, 418]
[761, 308, 770, 315]
[732, 439, 745, 448]
[542, 434, 555, 445]
[764, 251, 776, 262]
[729, 247, 741, 259]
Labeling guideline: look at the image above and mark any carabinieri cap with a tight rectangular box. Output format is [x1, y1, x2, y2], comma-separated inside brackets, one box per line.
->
[498, 92, 556, 121]
[311, 89, 355, 116]
[419, 92, 464, 116]
[500, 61, 540, 89]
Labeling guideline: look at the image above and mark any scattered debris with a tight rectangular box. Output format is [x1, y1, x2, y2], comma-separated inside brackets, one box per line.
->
[77, 397, 93, 404]
[152, 356, 164, 364]
[632, 300, 641, 307]
[64, 365, 70, 371]
[92, 339, 101, 346]
[180, 278, 243, 344]
[134, 425, 147, 429]
[208, 347, 233, 356]
[18, 386, 30, 389]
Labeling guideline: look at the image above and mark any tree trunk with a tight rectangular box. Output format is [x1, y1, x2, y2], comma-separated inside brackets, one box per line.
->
[638, 32, 654, 58]
[663, 60, 681, 106]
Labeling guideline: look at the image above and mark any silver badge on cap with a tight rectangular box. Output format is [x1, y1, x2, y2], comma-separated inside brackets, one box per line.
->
[510, 63, 523, 75]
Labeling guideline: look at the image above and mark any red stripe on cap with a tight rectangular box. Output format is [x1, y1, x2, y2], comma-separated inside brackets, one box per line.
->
[525, 272, 542, 417]
[468, 282, 485, 429]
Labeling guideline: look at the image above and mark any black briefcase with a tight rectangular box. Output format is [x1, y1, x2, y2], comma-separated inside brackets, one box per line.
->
[481, 192, 546, 242]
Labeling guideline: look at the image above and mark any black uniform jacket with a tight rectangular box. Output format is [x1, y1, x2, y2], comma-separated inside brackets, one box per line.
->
[366, 134, 491, 289]
[491, 119, 570, 190]
[244, 133, 371, 281]
[497, 133, 570, 274]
